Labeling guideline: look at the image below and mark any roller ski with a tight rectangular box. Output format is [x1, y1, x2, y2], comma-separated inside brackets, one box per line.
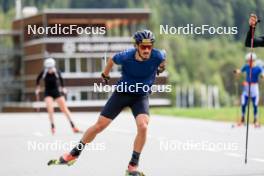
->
[125, 165, 145, 176]
[72, 127, 83, 134]
[50, 123, 55, 135]
[51, 127, 55, 135]
[125, 171, 145, 176]
[231, 118, 245, 128]
[47, 153, 77, 166]
[254, 119, 261, 128]
[69, 120, 83, 134]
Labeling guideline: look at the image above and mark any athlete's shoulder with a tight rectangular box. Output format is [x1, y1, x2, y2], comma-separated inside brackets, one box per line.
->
[240, 64, 248, 72]
[256, 65, 263, 71]
[117, 48, 136, 57]
[112, 48, 136, 64]
[152, 48, 166, 61]
[242, 64, 249, 68]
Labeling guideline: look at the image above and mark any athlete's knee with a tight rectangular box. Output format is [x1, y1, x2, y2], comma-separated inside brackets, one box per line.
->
[136, 114, 149, 134]
[93, 124, 103, 133]
[46, 105, 54, 113]
[138, 124, 148, 135]
[93, 117, 110, 133]
[59, 105, 68, 113]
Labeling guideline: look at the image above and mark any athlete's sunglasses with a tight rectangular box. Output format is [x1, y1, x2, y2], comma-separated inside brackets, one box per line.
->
[139, 44, 153, 50]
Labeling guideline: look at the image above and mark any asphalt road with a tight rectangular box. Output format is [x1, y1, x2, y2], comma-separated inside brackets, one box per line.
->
[0, 112, 264, 176]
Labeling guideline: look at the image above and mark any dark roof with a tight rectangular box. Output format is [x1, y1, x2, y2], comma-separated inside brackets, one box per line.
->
[43, 8, 151, 14]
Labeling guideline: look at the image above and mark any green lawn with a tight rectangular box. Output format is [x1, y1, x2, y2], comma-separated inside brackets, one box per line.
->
[151, 107, 264, 123]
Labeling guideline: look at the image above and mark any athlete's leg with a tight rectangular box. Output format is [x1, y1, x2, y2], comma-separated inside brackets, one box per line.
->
[241, 94, 248, 122]
[134, 114, 149, 153]
[252, 97, 258, 120]
[130, 114, 149, 166]
[45, 96, 55, 133]
[61, 92, 127, 161]
[58, 115, 112, 164]
[82, 116, 111, 142]
[252, 95, 259, 126]
[251, 85, 260, 123]
[128, 95, 149, 172]
[55, 96, 78, 130]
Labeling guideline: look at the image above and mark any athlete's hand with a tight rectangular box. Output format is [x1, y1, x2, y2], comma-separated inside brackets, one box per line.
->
[101, 73, 110, 84]
[249, 13, 258, 28]
[60, 87, 68, 94]
[157, 66, 165, 76]
[157, 59, 166, 76]
[233, 69, 241, 79]
[35, 86, 40, 95]
[233, 69, 240, 74]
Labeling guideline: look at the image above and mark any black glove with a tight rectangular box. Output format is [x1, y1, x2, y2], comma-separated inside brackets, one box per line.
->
[157, 66, 165, 76]
[101, 73, 110, 84]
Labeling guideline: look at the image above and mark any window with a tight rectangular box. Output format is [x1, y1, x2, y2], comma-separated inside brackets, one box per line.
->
[112, 64, 121, 73]
[57, 59, 65, 72]
[80, 58, 88, 72]
[91, 92, 107, 100]
[88, 92, 93, 100]
[87, 58, 92, 73]
[92, 58, 102, 72]
[80, 91, 88, 100]
[71, 96, 76, 101]
[98, 92, 108, 100]
[69, 58, 76, 72]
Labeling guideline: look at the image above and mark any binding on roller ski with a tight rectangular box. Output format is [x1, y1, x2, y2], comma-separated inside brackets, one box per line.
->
[47, 153, 76, 166]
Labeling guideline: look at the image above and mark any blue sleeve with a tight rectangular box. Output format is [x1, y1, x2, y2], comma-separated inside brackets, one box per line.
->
[259, 66, 264, 74]
[241, 65, 247, 72]
[156, 49, 166, 65]
[112, 50, 129, 65]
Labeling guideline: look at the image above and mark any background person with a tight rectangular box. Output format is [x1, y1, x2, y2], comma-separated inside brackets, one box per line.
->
[36, 58, 82, 134]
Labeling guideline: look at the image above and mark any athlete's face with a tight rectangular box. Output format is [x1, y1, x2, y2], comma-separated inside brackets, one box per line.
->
[247, 60, 255, 66]
[137, 42, 153, 60]
[48, 67, 55, 73]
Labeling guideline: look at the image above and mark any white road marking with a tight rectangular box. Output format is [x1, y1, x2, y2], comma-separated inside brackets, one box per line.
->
[251, 158, 264, 162]
[33, 132, 44, 137]
[224, 152, 243, 158]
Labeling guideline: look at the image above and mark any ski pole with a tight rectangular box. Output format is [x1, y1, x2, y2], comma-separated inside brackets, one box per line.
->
[245, 16, 256, 164]
[235, 77, 239, 123]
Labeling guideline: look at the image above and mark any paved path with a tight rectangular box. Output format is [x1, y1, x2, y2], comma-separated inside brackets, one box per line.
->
[0, 112, 264, 176]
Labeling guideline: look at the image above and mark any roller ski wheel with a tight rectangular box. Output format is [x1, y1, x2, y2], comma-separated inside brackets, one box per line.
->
[47, 159, 76, 166]
[125, 170, 145, 176]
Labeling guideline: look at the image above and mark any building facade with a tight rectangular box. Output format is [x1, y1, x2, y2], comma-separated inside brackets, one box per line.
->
[2, 8, 170, 112]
